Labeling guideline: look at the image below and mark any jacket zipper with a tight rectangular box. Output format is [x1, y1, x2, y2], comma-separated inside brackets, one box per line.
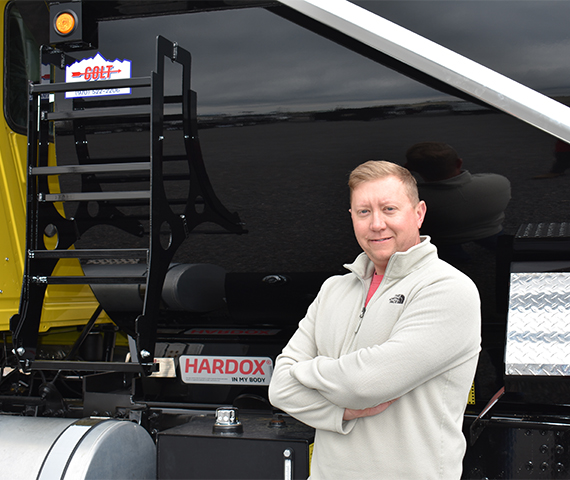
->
[354, 306, 366, 333]
[352, 268, 386, 335]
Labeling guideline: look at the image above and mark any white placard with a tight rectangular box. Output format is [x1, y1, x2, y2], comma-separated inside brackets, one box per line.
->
[65, 53, 132, 98]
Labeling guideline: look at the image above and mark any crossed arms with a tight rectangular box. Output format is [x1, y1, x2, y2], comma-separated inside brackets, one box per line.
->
[268, 274, 480, 433]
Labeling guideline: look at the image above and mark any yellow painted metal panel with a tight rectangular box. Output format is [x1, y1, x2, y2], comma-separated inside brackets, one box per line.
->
[0, 128, 113, 332]
[0, 122, 27, 330]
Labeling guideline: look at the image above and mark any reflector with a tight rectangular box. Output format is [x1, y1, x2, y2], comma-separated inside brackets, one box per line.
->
[55, 11, 76, 36]
[49, 2, 97, 51]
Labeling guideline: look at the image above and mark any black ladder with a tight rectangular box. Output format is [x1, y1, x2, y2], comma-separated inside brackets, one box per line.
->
[10, 36, 245, 373]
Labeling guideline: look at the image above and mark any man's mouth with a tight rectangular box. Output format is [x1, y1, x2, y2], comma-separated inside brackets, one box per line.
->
[369, 237, 391, 243]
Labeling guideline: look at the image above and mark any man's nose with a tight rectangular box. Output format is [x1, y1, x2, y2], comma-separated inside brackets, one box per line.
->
[370, 212, 386, 230]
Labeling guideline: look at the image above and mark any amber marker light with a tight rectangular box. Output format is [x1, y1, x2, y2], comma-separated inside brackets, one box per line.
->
[54, 11, 76, 36]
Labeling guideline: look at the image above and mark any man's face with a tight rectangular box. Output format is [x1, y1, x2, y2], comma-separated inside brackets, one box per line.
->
[350, 176, 426, 274]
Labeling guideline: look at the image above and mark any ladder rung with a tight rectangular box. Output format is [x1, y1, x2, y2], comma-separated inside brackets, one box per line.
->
[29, 248, 148, 260]
[39, 191, 151, 202]
[47, 104, 151, 121]
[31, 76, 152, 94]
[85, 156, 152, 164]
[97, 155, 186, 163]
[95, 173, 186, 184]
[32, 162, 151, 176]
[30, 276, 146, 285]
[31, 360, 157, 373]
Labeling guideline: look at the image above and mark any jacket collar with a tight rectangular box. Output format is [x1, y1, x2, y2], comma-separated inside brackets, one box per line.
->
[345, 236, 437, 280]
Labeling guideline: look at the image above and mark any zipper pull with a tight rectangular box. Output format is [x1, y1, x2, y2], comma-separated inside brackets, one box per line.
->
[355, 306, 366, 333]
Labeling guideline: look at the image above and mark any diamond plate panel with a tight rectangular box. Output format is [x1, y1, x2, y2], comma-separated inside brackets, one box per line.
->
[505, 272, 570, 376]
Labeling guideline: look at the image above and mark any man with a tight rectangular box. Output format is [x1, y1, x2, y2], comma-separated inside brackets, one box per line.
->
[269, 160, 481, 479]
[404, 142, 510, 260]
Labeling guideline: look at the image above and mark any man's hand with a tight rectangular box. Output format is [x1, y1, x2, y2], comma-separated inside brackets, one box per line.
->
[343, 399, 398, 421]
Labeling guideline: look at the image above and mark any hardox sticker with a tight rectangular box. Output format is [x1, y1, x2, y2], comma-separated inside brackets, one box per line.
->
[179, 355, 274, 385]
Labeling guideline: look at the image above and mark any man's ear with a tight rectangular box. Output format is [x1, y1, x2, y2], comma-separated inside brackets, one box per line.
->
[417, 200, 427, 227]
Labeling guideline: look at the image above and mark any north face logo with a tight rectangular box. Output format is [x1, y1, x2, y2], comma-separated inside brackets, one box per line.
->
[389, 294, 405, 304]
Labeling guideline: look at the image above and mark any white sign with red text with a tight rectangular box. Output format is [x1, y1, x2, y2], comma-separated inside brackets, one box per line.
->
[180, 355, 273, 385]
[65, 53, 132, 98]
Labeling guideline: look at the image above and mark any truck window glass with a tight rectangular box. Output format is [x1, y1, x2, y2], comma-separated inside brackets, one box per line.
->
[4, 2, 39, 133]
[51, 5, 568, 277]
[50, 7, 452, 275]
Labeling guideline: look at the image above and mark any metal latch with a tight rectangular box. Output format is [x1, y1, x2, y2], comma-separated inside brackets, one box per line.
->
[283, 448, 293, 480]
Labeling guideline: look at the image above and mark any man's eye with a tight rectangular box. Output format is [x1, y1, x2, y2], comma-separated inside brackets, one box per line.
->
[358, 209, 369, 215]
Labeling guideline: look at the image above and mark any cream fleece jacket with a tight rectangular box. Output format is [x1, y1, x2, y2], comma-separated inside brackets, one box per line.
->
[269, 238, 481, 479]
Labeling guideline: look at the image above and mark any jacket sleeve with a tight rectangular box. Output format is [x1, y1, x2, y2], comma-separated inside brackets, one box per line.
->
[268, 289, 356, 434]
[289, 272, 481, 410]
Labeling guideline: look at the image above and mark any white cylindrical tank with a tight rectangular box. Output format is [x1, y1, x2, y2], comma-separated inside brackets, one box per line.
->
[0, 416, 156, 479]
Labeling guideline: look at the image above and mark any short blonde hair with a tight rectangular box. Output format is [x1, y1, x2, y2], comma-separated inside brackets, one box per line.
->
[349, 160, 419, 204]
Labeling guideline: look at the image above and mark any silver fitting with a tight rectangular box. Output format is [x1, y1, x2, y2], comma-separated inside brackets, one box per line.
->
[213, 407, 243, 433]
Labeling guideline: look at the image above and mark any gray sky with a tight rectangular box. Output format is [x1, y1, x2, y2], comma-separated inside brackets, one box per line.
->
[94, 1, 570, 114]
